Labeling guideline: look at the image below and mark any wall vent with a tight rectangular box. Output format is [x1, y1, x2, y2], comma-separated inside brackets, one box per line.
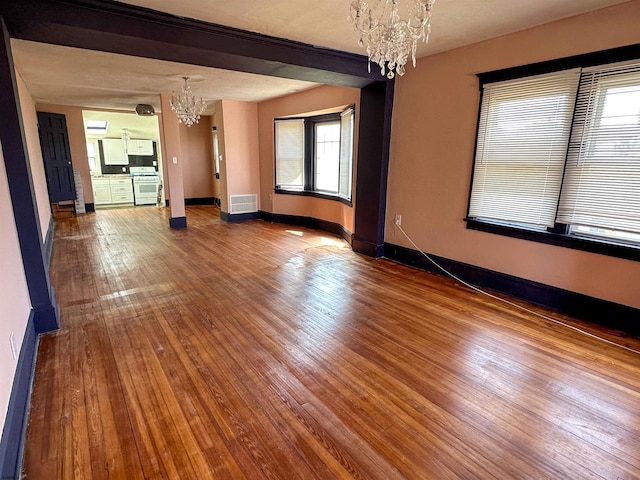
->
[229, 194, 258, 214]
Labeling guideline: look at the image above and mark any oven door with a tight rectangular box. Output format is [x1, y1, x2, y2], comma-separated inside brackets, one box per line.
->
[133, 180, 159, 205]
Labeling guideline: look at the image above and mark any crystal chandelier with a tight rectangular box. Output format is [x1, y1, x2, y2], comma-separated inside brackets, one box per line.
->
[170, 77, 207, 127]
[349, 0, 436, 79]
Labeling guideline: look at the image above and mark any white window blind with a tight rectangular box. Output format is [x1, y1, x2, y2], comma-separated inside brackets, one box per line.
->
[339, 107, 355, 200]
[275, 119, 304, 189]
[556, 62, 640, 236]
[469, 70, 580, 228]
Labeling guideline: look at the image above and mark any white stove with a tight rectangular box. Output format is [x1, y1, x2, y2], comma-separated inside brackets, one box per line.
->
[130, 167, 161, 205]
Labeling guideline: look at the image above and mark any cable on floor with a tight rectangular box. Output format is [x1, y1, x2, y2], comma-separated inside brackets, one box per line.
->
[394, 223, 640, 357]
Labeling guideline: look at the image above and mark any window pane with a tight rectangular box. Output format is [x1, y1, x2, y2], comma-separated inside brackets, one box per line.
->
[315, 121, 340, 193]
[557, 62, 640, 237]
[339, 107, 354, 200]
[469, 70, 580, 228]
[275, 119, 304, 189]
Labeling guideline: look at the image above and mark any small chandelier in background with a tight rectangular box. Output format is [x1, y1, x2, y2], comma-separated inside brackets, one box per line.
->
[170, 77, 207, 127]
[349, 0, 436, 79]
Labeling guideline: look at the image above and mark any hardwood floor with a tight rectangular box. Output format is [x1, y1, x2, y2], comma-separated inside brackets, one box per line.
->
[23, 206, 640, 479]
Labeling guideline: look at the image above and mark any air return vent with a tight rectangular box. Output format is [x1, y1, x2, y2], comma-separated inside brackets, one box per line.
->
[229, 194, 257, 214]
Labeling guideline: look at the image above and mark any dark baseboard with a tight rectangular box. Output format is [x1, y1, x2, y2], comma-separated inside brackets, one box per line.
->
[43, 215, 54, 268]
[384, 242, 640, 338]
[185, 197, 217, 206]
[221, 211, 261, 223]
[0, 312, 37, 480]
[169, 216, 187, 229]
[165, 199, 170, 207]
[84, 203, 95, 213]
[352, 236, 384, 257]
[259, 211, 353, 245]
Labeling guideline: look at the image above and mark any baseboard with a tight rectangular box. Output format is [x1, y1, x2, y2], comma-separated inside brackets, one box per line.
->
[259, 211, 353, 245]
[0, 312, 37, 480]
[84, 203, 95, 213]
[352, 236, 383, 257]
[169, 216, 187, 229]
[384, 242, 640, 337]
[185, 197, 217, 206]
[43, 215, 55, 268]
[221, 211, 260, 223]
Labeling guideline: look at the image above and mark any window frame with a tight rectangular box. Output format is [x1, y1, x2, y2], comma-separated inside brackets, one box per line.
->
[465, 44, 640, 262]
[274, 108, 355, 207]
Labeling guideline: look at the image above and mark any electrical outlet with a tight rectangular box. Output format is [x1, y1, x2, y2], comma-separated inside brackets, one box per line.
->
[9, 332, 17, 361]
[395, 214, 402, 226]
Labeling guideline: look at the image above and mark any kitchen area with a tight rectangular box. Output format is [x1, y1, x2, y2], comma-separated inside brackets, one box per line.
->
[84, 110, 164, 209]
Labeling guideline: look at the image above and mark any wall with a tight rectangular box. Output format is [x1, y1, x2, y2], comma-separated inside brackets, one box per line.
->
[16, 73, 51, 241]
[258, 85, 360, 233]
[220, 100, 260, 212]
[36, 104, 93, 206]
[386, 1, 640, 309]
[179, 116, 214, 199]
[0, 143, 32, 439]
[209, 114, 221, 201]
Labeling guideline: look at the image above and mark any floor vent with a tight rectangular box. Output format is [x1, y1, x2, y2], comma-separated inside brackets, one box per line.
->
[229, 194, 258, 214]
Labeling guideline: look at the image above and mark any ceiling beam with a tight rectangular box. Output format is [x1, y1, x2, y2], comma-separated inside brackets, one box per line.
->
[0, 0, 385, 88]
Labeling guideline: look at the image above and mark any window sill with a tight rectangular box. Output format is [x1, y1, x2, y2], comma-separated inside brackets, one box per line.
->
[464, 218, 640, 262]
[274, 188, 352, 207]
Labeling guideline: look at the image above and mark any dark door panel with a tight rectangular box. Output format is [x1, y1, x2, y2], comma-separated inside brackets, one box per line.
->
[37, 112, 76, 203]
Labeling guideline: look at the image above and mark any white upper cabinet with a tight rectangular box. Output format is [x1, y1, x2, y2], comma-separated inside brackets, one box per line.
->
[127, 139, 154, 156]
[102, 139, 128, 165]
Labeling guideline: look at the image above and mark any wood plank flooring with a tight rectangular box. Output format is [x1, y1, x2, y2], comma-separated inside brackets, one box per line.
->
[23, 206, 640, 479]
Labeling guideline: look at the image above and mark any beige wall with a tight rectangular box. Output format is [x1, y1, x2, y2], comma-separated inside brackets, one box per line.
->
[220, 100, 260, 212]
[257, 85, 360, 233]
[179, 116, 214, 199]
[36, 104, 94, 205]
[16, 73, 52, 241]
[159, 94, 186, 219]
[387, 1, 640, 308]
[209, 114, 221, 201]
[0, 142, 33, 432]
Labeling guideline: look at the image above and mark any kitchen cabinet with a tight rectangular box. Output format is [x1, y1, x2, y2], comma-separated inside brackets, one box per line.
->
[127, 139, 154, 156]
[102, 139, 128, 165]
[92, 176, 133, 205]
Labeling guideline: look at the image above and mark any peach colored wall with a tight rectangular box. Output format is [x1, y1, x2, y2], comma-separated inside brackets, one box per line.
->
[386, 1, 640, 309]
[0, 142, 33, 432]
[16, 73, 51, 241]
[257, 85, 360, 233]
[35, 104, 94, 206]
[159, 94, 186, 219]
[220, 100, 260, 211]
[179, 116, 214, 199]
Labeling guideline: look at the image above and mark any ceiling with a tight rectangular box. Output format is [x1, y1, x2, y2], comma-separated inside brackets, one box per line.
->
[11, 0, 632, 115]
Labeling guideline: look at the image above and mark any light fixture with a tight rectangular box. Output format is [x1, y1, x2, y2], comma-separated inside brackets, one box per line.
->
[121, 128, 130, 150]
[170, 77, 207, 127]
[349, 0, 436, 79]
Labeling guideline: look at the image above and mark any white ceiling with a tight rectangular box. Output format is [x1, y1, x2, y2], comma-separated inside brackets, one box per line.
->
[11, 0, 632, 114]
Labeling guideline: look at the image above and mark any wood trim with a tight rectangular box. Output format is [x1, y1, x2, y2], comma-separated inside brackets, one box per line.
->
[0, 18, 58, 333]
[220, 211, 260, 223]
[259, 211, 353, 245]
[352, 81, 394, 258]
[184, 197, 217, 206]
[477, 43, 640, 85]
[169, 216, 187, 229]
[465, 218, 640, 262]
[0, 311, 37, 479]
[384, 242, 640, 337]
